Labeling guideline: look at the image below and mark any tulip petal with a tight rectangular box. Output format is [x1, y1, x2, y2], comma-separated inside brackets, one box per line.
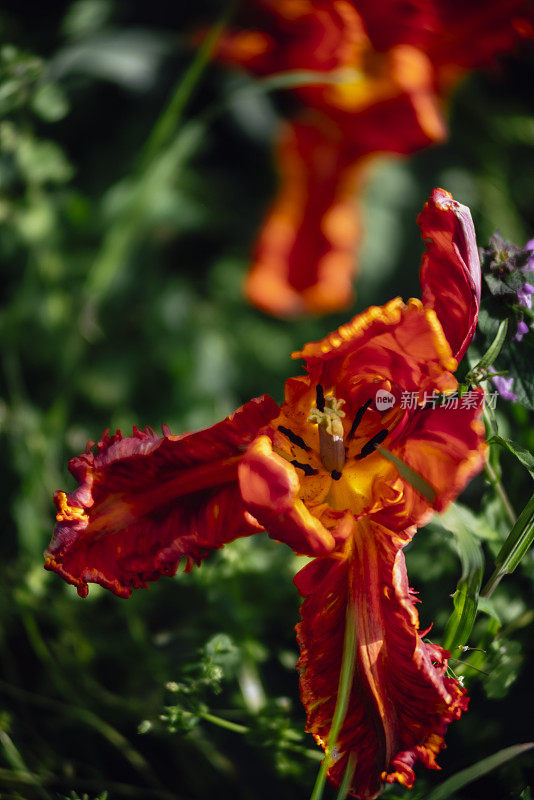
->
[354, 1, 439, 51]
[382, 390, 487, 527]
[419, 187, 481, 361]
[211, 0, 366, 81]
[238, 433, 336, 556]
[293, 297, 456, 387]
[245, 119, 363, 317]
[45, 396, 279, 598]
[295, 517, 468, 799]
[429, 1, 534, 74]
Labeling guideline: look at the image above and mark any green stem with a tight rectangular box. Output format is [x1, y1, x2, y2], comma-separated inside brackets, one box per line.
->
[336, 752, 357, 800]
[0, 730, 52, 800]
[199, 712, 322, 761]
[482, 407, 516, 527]
[484, 458, 516, 528]
[199, 712, 249, 735]
[310, 599, 356, 800]
[82, 5, 232, 306]
[141, 4, 234, 165]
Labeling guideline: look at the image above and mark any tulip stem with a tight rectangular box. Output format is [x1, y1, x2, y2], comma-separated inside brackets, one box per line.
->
[310, 598, 356, 800]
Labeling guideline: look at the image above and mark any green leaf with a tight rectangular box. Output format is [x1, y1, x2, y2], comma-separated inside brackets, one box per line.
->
[483, 491, 534, 597]
[484, 638, 523, 699]
[437, 502, 499, 542]
[442, 525, 484, 654]
[489, 435, 534, 479]
[507, 340, 534, 409]
[16, 135, 73, 184]
[472, 318, 508, 372]
[423, 743, 534, 800]
[377, 447, 436, 503]
[477, 596, 503, 624]
[31, 81, 69, 121]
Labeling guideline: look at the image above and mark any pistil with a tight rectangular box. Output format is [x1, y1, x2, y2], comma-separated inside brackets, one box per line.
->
[308, 394, 346, 473]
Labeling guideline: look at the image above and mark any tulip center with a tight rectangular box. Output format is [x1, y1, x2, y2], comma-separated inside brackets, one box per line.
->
[308, 390, 346, 474]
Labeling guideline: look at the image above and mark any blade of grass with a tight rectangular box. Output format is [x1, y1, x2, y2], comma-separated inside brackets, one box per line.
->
[141, 4, 235, 165]
[85, 119, 203, 299]
[423, 742, 534, 800]
[84, 3, 232, 303]
[377, 446, 436, 503]
[335, 752, 357, 800]
[0, 730, 53, 800]
[232, 67, 364, 96]
[483, 491, 534, 597]
[19, 617, 166, 790]
[442, 525, 484, 654]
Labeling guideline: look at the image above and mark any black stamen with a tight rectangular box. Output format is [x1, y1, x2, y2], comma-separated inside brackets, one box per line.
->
[356, 428, 389, 460]
[316, 384, 325, 412]
[278, 425, 310, 452]
[347, 398, 373, 441]
[291, 460, 317, 476]
[331, 470, 342, 481]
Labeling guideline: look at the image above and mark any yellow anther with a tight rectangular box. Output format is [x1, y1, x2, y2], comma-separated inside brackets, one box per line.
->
[308, 396, 345, 438]
[55, 491, 88, 524]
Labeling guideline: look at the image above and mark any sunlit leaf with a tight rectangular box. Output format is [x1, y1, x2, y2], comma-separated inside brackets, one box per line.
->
[483, 492, 534, 596]
[488, 435, 534, 480]
[423, 743, 534, 800]
[437, 502, 499, 542]
[442, 525, 484, 654]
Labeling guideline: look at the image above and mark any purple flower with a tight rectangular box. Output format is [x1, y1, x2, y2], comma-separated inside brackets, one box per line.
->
[514, 320, 529, 342]
[524, 238, 534, 272]
[489, 368, 518, 401]
[517, 283, 534, 309]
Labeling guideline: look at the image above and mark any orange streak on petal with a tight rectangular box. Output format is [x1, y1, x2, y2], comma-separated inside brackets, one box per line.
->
[245, 119, 363, 317]
[86, 455, 242, 536]
[45, 396, 279, 598]
[293, 296, 406, 361]
[239, 434, 335, 556]
[296, 517, 468, 799]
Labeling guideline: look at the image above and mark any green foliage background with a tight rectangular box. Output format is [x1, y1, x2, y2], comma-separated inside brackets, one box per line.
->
[1, 2, 533, 799]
